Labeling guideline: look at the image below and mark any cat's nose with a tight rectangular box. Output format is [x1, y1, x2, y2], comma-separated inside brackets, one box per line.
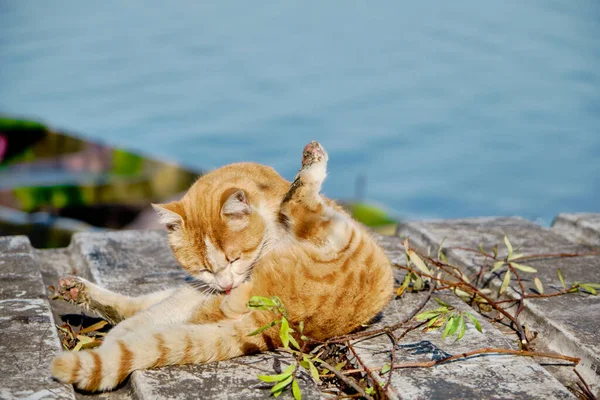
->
[220, 283, 233, 293]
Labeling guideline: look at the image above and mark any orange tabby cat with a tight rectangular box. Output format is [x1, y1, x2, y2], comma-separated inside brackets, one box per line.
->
[50, 141, 394, 391]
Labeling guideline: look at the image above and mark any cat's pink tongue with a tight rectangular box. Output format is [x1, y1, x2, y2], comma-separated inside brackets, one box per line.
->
[225, 289, 232, 295]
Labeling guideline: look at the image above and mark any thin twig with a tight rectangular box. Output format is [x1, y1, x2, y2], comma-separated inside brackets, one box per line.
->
[449, 248, 600, 261]
[494, 289, 577, 304]
[316, 359, 372, 400]
[345, 347, 579, 374]
[573, 368, 597, 400]
[348, 340, 389, 399]
[383, 329, 396, 393]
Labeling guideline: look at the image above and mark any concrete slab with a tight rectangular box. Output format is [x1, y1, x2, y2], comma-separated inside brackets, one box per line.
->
[397, 218, 600, 395]
[69, 230, 186, 296]
[552, 213, 600, 247]
[65, 230, 322, 400]
[0, 236, 75, 399]
[0, 236, 47, 300]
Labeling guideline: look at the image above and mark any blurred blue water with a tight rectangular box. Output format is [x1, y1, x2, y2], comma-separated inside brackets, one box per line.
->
[1, 1, 599, 223]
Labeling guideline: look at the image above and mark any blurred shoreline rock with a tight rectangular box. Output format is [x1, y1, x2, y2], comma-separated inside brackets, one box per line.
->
[0, 116, 198, 247]
[0, 116, 397, 246]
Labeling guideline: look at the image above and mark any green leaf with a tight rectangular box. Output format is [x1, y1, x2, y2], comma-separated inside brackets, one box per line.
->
[465, 312, 482, 333]
[460, 271, 471, 283]
[248, 319, 280, 336]
[478, 243, 485, 255]
[434, 297, 451, 308]
[416, 310, 441, 321]
[292, 378, 302, 400]
[307, 360, 320, 382]
[413, 275, 424, 291]
[381, 363, 391, 374]
[280, 317, 290, 348]
[456, 315, 467, 340]
[447, 315, 461, 338]
[298, 321, 304, 333]
[443, 315, 459, 339]
[583, 283, 600, 289]
[247, 296, 276, 310]
[491, 261, 505, 273]
[438, 238, 447, 261]
[500, 270, 511, 294]
[440, 252, 448, 264]
[408, 250, 432, 275]
[493, 245, 498, 259]
[504, 235, 513, 259]
[580, 284, 597, 295]
[258, 364, 295, 382]
[271, 375, 294, 394]
[365, 387, 376, 395]
[258, 373, 288, 383]
[510, 263, 537, 273]
[288, 334, 300, 350]
[453, 288, 472, 299]
[397, 273, 411, 296]
[427, 314, 442, 329]
[557, 268, 566, 289]
[534, 277, 544, 294]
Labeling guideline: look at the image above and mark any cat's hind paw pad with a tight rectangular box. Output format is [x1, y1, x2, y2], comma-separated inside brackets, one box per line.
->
[301, 141, 328, 168]
[56, 276, 90, 306]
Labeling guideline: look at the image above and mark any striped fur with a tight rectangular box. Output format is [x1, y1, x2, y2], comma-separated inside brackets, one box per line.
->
[50, 142, 394, 391]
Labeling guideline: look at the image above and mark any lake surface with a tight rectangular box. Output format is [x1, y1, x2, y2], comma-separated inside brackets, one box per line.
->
[1, 1, 599, 224]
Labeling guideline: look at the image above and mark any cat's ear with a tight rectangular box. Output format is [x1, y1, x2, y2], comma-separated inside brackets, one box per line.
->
[221, 189, 251, 230]
[152, 202, 185, 231]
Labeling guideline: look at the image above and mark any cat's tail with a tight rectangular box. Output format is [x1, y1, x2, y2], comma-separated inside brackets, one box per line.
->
[50, 312, 272, 392]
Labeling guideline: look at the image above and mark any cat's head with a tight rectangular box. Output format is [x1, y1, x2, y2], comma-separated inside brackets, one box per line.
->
[152, 187, 267, 293]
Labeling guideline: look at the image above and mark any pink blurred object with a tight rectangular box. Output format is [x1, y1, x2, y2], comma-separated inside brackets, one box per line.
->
[0, 133, 7, 162]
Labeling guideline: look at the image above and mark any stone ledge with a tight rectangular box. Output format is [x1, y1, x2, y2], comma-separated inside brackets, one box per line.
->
[396, 216, 600, 396]
[552, 213, 600, 247]
[0, 236, 75, 400]
[3, 214, 600, 399]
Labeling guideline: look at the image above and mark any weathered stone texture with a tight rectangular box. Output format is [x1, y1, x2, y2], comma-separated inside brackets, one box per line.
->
[0, 236, 75, 399]
[357, 236, 575, 399]
[397, 216, 600, 395]
[5, 215, 599, 399]
[552, 213, 600, 246]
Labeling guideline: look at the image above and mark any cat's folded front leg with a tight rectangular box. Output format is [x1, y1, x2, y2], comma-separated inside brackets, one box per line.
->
[54, 276, 176, 324]
[102, 284, 223, 345]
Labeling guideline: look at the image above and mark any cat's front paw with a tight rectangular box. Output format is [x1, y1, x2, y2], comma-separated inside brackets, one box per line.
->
[55, 276, 91, 308]
[301, 141, 328, 168]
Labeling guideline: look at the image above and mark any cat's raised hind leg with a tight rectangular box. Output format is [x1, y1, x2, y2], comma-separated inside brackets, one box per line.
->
[55, 276, 176, 324]
[281, 141, 328, 211]
[280, 141, 356, 252]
